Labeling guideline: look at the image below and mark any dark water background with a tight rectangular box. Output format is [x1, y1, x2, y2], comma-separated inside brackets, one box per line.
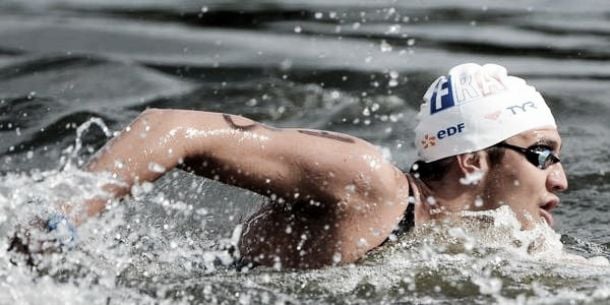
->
[0, 1, 609, 304]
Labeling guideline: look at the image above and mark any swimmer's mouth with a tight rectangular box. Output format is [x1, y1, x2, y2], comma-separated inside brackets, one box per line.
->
[539, 199, 558, 227]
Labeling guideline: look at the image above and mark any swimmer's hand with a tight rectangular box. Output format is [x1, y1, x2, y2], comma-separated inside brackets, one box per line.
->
[8, 214, 77, 266]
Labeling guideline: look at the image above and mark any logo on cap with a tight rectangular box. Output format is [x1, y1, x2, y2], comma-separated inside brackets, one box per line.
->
[429, 70, 510, 115]
[436, 123, 465, 139]
[421, 134, 437, 149]
[484, 110, 502, 120]
[506, 101, 537, 115]
[430, 76, 455, 114]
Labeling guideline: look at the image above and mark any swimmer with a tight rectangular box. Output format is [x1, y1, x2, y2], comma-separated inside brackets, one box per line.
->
[10, 63, 567, 269]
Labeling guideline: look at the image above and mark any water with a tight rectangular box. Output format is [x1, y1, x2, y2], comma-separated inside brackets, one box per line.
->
[1, 1, 609, 304]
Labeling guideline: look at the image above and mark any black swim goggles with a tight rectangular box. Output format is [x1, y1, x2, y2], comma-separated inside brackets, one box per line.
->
[495, 142, 561, 170]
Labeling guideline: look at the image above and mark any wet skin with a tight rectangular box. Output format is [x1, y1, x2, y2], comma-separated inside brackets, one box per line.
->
[481, 127, 568, 229]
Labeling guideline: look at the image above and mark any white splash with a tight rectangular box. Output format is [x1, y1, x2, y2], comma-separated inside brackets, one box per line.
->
[63, 117, 112, 170]
[459, 170, 485, 185]
[411, 206, 610, 267]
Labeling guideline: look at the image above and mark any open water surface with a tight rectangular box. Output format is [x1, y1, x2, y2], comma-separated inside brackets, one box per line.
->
[0, 1, 609, 304]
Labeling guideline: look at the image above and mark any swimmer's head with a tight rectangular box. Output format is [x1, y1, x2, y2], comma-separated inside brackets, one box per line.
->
[414, 63, 556, 162]
[411, 64, 566, 230]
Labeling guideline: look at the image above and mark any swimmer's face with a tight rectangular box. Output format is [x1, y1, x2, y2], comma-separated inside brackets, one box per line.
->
[482, 127, 568, 229]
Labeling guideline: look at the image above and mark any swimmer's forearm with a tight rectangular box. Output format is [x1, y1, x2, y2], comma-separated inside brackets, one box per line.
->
[83, 108, 392, 215]
[84, 108, 277, 199]
[85, 109, 187, 197]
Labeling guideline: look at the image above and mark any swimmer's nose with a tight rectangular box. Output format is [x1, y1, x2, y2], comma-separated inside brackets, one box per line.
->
[547, 162, 568, 193]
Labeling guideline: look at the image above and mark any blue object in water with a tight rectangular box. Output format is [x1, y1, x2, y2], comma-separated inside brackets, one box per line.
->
[46, 213, 78, 248]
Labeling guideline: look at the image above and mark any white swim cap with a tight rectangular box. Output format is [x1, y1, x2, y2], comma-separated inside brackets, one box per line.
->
[415, 63, 556, 162]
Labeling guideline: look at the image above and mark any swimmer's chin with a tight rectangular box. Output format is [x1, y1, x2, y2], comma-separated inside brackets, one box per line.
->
[539, 208, 554, 228]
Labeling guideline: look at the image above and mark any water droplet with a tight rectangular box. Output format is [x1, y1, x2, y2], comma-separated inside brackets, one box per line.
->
[148, 162, 166, 173]
[389, 24, 401, 33]
[475, 197, 484, 207]
[246, 98, 258, 107]
[332, 252, 342, 264]
[380, 40, 393, 52]
[114, 160, 124, 169]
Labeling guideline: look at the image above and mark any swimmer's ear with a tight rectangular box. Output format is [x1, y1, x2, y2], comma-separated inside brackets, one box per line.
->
[455, 151, 489, 176]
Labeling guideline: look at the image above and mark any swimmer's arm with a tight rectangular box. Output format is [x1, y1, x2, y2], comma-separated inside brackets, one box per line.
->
[81, 108, 410, 263]
[67, 111, 200, 220]
[85, 109, 407, 226]
[82, 109, 196, 218]
[174, 110, 404, 208]
[171, 109, 410, 263]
